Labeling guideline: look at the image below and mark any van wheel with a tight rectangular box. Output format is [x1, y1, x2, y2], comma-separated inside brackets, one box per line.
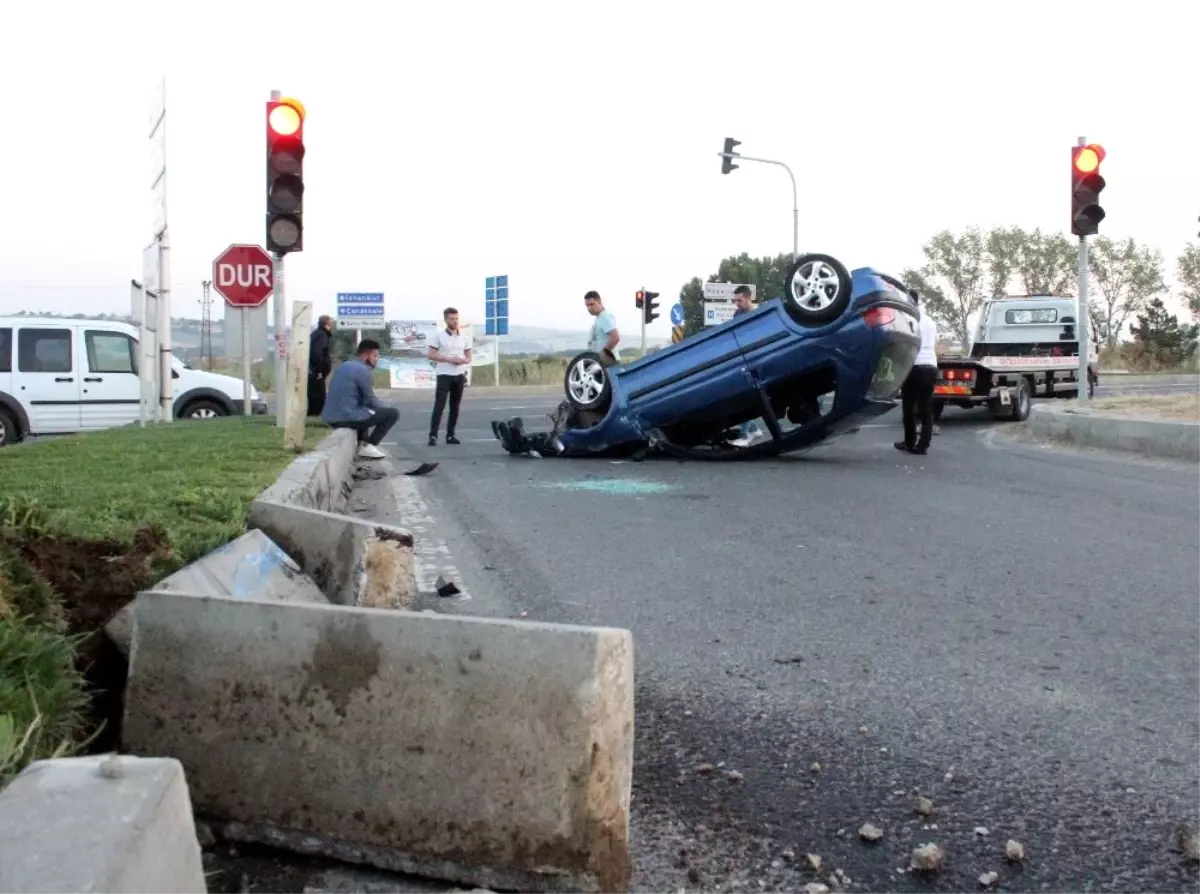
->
[182, 400, 228, 420]
[0, 408, 17, 446]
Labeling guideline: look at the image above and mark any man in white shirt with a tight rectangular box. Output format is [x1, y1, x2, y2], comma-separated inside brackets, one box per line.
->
[427, 307, 471, 446]
[585, 291, 621, 364]
[895, 292, 939, 456]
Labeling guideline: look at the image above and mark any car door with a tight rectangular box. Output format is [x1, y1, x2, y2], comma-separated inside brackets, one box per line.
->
[81, 328, 141, 429]
[14, 325, 81, 433]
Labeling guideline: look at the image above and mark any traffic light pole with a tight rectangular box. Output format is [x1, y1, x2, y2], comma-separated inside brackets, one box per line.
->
[640, 311, 646, 358]
[1076, 236, 1090, 407]
[1075, 135, 1091, 408]
[717, 151, 800, 259]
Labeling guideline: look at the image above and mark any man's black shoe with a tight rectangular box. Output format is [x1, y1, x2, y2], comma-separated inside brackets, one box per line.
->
[894, 441, 913, 453]
[446, 436, 461, 445]
[428, 436, 437, 446]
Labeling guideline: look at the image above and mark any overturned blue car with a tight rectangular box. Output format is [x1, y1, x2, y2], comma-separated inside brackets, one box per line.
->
[493, 253, 922, 460]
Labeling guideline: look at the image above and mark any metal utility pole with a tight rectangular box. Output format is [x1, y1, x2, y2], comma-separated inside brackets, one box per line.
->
[199, 279, 213, 369]
[1070, 135, 1107, 407]
[718, 138, 799, 259]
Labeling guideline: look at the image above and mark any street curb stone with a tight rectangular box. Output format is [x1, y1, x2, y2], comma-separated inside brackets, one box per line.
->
[1029, 403, 1199, 463]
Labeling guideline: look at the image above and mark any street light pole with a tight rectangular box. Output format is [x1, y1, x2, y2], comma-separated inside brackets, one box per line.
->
[718, 149, 799, 259]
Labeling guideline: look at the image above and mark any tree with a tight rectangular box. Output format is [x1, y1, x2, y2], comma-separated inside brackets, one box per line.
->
[678, 252, 795, 338]
[901, 228, 987, 347]
[1129, 297, 1199, 368]
[1177, 243, 1200, 318]
[984, 227, 1076, 297]
[1087, 236, 1167, 347]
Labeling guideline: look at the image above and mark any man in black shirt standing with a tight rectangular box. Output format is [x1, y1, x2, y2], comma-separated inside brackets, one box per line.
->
[307, 314, 334, 417]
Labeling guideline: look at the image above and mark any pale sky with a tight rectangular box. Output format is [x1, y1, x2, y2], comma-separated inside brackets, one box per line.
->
[1, 0, 1196, 338]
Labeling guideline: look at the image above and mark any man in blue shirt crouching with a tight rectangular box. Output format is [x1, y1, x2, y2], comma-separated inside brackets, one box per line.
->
[321, 339, 399, 460]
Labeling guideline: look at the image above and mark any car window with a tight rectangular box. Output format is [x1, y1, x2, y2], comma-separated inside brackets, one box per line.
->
[17, 328, 72, 373]
[0, 328, 11, 373]
[86, 331, 137, 374]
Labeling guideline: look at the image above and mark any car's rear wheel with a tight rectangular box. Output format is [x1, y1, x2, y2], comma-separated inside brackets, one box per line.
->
[182, 399, 229, 420]
[783, 253, 853, 326]
[0, 407, 17, 447]
[564, 351, 612, 412]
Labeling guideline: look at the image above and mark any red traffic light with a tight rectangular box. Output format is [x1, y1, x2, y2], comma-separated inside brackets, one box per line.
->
[635, 290, 645, 308]
[1073, 143, 1105, 175]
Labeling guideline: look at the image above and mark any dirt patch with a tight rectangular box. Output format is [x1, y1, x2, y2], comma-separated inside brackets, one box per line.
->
[1, 525, 171, 753]
[1, 526, 170, 635]
[1088, 395, 1199, 422]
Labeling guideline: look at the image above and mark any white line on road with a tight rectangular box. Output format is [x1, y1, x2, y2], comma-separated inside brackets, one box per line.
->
[388, 474, 472, 603]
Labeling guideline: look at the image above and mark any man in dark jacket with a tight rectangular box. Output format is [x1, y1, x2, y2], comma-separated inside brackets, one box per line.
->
[307, 315, 334, 417]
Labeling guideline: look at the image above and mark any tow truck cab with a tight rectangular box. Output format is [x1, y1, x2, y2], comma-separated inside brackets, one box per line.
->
[934, 295, 1099, 422]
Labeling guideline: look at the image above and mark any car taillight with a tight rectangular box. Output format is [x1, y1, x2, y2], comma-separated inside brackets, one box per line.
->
[943, 368, 975, 381]
[863, 307, 896, 328]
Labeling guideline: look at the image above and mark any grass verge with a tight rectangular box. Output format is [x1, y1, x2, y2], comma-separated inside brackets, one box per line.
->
[1088, 395, 1200, 422]
[0, 417, 326, 787]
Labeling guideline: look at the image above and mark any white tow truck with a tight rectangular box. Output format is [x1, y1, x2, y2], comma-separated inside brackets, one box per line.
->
[933, 295, 1099, 423]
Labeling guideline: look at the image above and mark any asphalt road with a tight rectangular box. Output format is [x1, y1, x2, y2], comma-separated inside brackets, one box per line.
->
[376, 385, 1199, 893]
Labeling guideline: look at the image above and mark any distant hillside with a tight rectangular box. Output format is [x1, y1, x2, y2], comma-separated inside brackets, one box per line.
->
[3, 312, 669, 361]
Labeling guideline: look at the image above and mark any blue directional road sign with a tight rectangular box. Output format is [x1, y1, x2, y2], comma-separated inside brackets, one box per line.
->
[336, 292, 385, 327]
[485, 274, 509, 337]
[670, 302, 685, 326]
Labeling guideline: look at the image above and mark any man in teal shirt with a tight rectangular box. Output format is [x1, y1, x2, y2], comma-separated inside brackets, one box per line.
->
[584, 291, 621, 364]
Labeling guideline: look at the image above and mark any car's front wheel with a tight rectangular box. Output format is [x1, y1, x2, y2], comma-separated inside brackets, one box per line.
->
[783, 253, 853, 326]
[564, 351, 612, 412]
[182, 399, 229, 420]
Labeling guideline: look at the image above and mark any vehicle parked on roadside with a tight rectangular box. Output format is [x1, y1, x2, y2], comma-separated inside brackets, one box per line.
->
[933, 296, 1099, 423]
[492, 253, 922, 459]
[0, 316, 266, 446]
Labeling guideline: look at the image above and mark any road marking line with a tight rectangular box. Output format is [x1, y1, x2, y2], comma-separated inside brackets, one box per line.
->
[387, 474, 472, 603]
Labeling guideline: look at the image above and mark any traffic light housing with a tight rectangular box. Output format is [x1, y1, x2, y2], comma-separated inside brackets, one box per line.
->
[1070, 143, 1106, 238]
[643, 290, 660, 324]
[266, 97, 306, 255]
[721, 137, 741, 174]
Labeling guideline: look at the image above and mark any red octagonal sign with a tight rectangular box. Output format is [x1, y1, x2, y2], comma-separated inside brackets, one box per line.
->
[213, 243, 275, 308]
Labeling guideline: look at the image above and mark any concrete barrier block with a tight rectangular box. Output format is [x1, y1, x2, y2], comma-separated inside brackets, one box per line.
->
[247, 500, 415, 609]
[255, 429, 356, 512]
[123, 593, 635, 893]
[1030, 405, 1200, 462]
[105, 529, 329, 656]
[0, 754, 206, 894]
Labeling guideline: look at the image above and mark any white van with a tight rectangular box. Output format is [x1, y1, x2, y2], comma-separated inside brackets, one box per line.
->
[0, 316, 266, 446]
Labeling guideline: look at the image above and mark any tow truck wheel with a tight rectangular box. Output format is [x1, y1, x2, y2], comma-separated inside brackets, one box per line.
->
[1010, 379, 1032, 422]
[931, 400, 944, 421]
[564, 351, 612, 412]
[783, 253, 852, 326]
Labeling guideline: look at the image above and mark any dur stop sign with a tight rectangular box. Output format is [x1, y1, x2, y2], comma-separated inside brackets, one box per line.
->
[213, 244, 275, 308]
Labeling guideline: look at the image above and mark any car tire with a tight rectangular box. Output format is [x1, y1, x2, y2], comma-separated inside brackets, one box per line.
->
[564, 351, 612, 412]
[931, 400, 945, 421]
[782, 253, 853, 326]
[0, 407, 17, 447]
[182, 399, 230, 420]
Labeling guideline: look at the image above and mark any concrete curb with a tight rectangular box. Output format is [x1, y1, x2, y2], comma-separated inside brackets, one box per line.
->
[246, 428, 416, 608]
[124, 593, 635, 893]
[0, 755, 206, 894]
[1029, 403, 1200, 462]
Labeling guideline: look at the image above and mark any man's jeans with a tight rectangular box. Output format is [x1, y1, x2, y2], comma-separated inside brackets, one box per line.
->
[330, 406, 400, 446]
